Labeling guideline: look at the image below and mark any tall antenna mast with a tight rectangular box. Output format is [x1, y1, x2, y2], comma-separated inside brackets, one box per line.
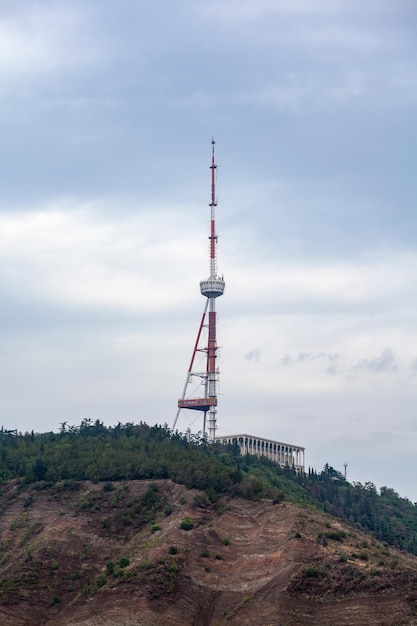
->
[173, 139, 225, 441]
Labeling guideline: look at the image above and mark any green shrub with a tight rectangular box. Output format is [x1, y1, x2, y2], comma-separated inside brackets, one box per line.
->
[327, 531, 345, 541]
[194, 493, 210, 508]
[96, 573, 106, 588]
[24, 494, 34, 508]
[101, 516, 110, 529]
[221, 537, 230, 545]
[169, 546, 178, 555]
[79, 497, 89, 511]
[319, 530, 346, 542]
[81, 545, 90, 560]
[54, 479, 79, 492]
[150, 523, 161, 533]
[200, 548, 210, 558]
[119, 556, 130, 568]
[180, 517, 194, 531]
[305, 566, 319, 578]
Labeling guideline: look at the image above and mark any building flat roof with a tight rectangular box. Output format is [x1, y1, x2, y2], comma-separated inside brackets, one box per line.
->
[215, 433, 305, 451]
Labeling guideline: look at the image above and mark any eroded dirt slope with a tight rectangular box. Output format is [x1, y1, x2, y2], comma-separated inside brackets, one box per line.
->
[0, 479, 416, 625]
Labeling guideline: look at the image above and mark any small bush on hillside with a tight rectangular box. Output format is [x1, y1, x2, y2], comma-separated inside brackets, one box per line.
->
[305, 566, 319, 578]
[325, 530, 346, 541]
[193, 493, 210, 508]
[180, 517, 194, 530]
[96, 573, 106, 588]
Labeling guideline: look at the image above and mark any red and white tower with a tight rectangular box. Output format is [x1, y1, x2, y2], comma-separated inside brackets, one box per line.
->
[173, 139, 225, 441]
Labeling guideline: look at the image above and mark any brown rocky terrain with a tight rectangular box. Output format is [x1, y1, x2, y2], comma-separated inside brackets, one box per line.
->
[0, 479, 416, 625]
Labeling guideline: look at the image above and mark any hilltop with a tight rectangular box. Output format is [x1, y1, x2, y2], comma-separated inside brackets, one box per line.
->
[0, 422, 416, 624]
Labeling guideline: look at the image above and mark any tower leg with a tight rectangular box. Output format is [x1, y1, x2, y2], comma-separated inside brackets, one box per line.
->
[173, 300, 209, 433]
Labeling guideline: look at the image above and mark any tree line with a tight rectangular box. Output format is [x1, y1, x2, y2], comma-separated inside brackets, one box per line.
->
[0, 421, 416, 555]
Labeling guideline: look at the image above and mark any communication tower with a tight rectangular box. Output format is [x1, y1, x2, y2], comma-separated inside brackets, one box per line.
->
[173, 139, 225, 441]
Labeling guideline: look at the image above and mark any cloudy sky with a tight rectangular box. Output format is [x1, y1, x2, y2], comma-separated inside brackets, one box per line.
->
[1, 0, 416, 500]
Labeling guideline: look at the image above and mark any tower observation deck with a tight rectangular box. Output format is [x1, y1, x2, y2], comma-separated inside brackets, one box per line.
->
[173, 139, 225, 441]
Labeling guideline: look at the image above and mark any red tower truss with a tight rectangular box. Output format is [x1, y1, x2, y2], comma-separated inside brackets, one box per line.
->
[173, 139, 225, 441]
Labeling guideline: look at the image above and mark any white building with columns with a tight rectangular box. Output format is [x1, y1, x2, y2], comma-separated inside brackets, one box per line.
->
[215, 433, 305, 473]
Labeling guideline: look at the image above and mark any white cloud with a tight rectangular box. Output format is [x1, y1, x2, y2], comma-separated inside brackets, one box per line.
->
[2, 203, 414, 325]
[224, 253, 417, 318]
[0, 203, 205, 314]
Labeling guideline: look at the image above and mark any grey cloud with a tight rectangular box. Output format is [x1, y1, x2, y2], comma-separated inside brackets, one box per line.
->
[352, 348, 398, 374]
[281, 352, 339, 366]
[325, 364, 340, 376]
[245, 348, 262, 363]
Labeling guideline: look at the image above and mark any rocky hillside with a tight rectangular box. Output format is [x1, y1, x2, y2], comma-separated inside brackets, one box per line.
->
[0, 479, 416, 625]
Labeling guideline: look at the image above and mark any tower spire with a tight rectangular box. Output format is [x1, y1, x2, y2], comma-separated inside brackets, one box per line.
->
[209, 138, 218, 279]
[173, 139, 225, 441]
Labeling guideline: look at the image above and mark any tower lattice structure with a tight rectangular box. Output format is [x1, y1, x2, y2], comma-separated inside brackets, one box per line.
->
[173, 139, 225, 441]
